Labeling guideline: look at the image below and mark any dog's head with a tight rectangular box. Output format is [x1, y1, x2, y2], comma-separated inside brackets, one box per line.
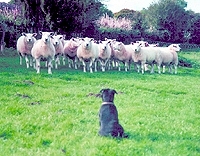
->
[100, 88, 118, 102]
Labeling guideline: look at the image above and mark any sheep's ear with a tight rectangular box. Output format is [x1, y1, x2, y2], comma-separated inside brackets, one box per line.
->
[50, 32, 54, 36]
[22, 33, 26, 36]
[105, 38, 108, 41]
[145, 42, 149, 47]
[39, 31, 42, 35]
[32, 33, 37, 37]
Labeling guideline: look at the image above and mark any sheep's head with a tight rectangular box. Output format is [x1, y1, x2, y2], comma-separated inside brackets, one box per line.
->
[70, 37, 81, 47]
[99, 40, 111, 51]
[131, 42, 141, 52]
[22, 33, 37, 43]
[40, 31, 54, 43]
[136, 41, 149, 47]
[51, 35, 63, 46]
[82, 37, 94, 50]
[113, 41, 123, 52]
[169, 44, 181, 52]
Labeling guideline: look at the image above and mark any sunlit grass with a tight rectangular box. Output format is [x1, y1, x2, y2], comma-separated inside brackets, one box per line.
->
[0, 49, 200, 155]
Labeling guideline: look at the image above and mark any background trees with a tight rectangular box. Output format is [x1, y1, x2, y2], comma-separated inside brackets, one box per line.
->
[1, 0, 200, 48]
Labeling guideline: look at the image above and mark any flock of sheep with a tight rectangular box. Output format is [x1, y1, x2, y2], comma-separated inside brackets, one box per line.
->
[16, 31, 181, 74]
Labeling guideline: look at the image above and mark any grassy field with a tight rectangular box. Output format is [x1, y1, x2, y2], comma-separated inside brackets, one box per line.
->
[0, 48, 200, 156]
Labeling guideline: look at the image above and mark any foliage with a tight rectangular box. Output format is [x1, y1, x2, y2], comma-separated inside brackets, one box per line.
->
[96, 13, 132, 31]
[0, 48, 200, 155]
[144, 0, 191, 42]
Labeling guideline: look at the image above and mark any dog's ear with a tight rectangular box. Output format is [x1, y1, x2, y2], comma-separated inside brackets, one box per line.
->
[100, 89, 105, 94]
[112, 89, 118, 94]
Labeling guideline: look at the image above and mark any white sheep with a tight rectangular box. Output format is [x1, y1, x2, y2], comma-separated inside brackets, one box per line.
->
[135, 41, 159, 71]
[98, 40, 111, 72]
[104, 38, 117, 70]
[77, 37, 99, 73]
[131, 42, 160, 74]
[16, 32, 37, 68]
[157, 44, 181, 74]
[31, 31, 55, 74]
[51, 34, 64, 69]
[112, 41, 133, 71]
[63, 37, 81, 69]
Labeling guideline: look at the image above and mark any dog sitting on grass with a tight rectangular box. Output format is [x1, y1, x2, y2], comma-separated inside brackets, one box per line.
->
[98, 88, 128, 138]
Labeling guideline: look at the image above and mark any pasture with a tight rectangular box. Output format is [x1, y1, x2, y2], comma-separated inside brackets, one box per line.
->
[0, 48, 200, 156]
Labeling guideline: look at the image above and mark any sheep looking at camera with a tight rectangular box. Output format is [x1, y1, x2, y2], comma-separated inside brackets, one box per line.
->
[16, 33, 37, 68]
[31, 31, 55, 74]
[112, 41, 133, 71]
[131, 42, 160, 74]
[77, 37, 99, 73]
[98, 40, 112, 72]
[51, 34, 64, 69]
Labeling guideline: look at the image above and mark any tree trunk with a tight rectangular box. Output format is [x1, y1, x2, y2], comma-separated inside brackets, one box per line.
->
[0, 23, 6, 54]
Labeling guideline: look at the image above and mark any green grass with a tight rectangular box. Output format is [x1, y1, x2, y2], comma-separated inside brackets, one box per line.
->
[0, 49, 200, 156]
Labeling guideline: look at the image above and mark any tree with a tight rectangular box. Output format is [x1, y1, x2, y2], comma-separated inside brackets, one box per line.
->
[0, 2, 22, 51]
[144, 0, 190, 42]
[16, 0, 105, 36]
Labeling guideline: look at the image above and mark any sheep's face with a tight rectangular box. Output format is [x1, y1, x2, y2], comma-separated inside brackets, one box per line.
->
[99, 41, 110, 51]
[71, 38, 81, 48]
[169, 44, 181, 52]
[22, 33, 37, 43]
[52, 35, 63, 46]
[82, 38, 93, 50]
[131, 42, 141, 52]
[40, 32, 54, 43]
[113, 42, 122, 52]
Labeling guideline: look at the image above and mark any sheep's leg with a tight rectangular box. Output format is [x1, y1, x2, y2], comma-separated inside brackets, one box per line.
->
[117, 61, 121, 71]
[94, 59, 97, 72]
[48, 58, 53, 74]
[55, 56, 59, 69]
[150, 64, 154, 74]
[74, 57, 78, 69]
[124, 62, 128, 72]
[20, 56, 23, 65]
[104, 58, 109, 71]
[157, 64, 161, 74]
[174, 65, 177, 74]
[169, 65, 173, 74]
[80, 58, 86, 72]
[89, 58, 94, 73]
[68, 58, 72, 68]
[32, 58, 36, 69]
[162, 65, 166, 73]
[141, 63, 145, 74]
[62, 56, 66, 65]
[36, 58, 40, 74]
[57, 56, 61, 65]
[144, 64, 149, 71]
[25, 55, 29, 68]
[29, 56, 33, 67]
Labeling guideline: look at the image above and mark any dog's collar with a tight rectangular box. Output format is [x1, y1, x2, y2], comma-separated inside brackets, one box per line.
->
[102, 102, 114, 105]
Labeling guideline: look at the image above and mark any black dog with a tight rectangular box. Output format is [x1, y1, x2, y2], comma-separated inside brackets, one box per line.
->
[98, 88, 127, 138]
